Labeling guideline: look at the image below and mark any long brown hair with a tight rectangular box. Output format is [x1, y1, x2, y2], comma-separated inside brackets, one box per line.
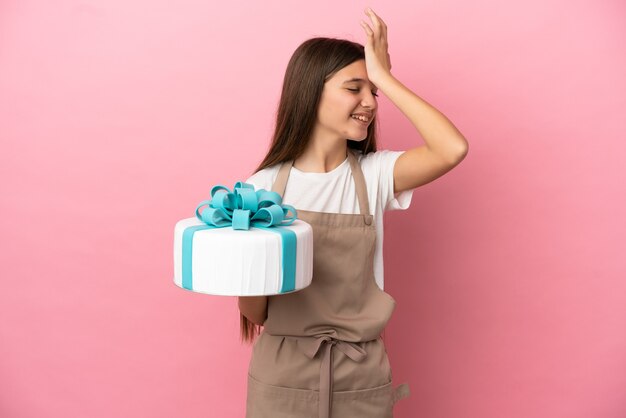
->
[240, 37, 381, 345]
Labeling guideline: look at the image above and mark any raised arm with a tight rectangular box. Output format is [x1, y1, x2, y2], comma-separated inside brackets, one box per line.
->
[361, 8, 469, 192]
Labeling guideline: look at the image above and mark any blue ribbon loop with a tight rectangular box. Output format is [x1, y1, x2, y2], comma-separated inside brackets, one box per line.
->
[181, 182, 299, 294]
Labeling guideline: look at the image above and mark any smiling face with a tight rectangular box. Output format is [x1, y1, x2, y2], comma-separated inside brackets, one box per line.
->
[314, 59, 378, 142]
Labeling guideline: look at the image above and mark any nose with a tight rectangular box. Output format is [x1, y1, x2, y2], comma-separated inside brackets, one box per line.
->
[361, 91, 377, 110]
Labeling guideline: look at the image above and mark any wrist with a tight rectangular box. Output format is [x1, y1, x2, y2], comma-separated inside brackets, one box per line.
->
[371, 71, 396, 91]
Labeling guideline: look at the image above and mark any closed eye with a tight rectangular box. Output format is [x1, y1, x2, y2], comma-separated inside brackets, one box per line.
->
[347, 88, 379, 97]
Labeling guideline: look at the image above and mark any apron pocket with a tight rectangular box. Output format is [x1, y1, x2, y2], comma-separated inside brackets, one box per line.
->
[246, 373, 318, 418]
[332, 380, 395, 417]
[247, 373, 409, 418]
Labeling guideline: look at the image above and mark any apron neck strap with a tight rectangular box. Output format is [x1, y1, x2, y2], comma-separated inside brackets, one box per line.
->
[271, 149, 371, 217]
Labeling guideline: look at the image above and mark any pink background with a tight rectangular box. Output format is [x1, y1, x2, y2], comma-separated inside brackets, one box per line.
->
[2, 0, 625, 417]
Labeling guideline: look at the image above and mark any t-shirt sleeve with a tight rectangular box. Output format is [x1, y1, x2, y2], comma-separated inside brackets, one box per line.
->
[244, 166, 276, 192]
[244, 173, 264, 191]
[378, 150, 414, 211]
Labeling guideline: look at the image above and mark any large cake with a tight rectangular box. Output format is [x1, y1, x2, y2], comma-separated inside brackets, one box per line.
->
[173, 182, 313, 296]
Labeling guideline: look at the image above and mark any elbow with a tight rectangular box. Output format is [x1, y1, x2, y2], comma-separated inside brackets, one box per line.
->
[457, 145, 469, 162]
[458, 139, 469, 158]
[448, 142, 469, 165]
[238, 296, 268, 326]
[248, 314, 267, 326]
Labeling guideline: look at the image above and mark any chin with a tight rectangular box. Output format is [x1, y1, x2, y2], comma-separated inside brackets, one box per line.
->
[348, 133, 368, 141]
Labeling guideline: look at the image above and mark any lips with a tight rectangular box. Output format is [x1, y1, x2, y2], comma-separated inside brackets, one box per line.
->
[350, 113, 372, 124]
[351, 116, 369, 126]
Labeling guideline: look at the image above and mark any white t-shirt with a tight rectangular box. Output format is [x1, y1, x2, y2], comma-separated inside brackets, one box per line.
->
[244, 149, 414, 290]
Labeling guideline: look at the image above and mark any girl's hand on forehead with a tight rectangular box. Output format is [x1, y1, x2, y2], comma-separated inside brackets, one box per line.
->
[359, 8, 392, 86]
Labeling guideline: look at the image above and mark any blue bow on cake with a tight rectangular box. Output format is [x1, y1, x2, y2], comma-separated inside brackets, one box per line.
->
[194, 181, 297, 229]
[181, 181, 299, 294]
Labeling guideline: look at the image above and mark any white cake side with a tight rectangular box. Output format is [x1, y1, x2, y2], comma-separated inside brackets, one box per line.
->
[174, 218, 313, 296]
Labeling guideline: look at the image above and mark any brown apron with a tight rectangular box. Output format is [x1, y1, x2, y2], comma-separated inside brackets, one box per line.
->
[246, 149, 410, 418]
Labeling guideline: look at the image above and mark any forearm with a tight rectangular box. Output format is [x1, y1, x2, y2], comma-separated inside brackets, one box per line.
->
[376, 73, 468, 160]
[238, 296, 268, 325]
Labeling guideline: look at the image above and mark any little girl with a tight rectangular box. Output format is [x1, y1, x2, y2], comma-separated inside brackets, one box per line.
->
[239, 8, 468, 417]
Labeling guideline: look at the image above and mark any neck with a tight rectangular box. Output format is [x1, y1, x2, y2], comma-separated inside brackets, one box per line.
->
[293, 139, 348, 174]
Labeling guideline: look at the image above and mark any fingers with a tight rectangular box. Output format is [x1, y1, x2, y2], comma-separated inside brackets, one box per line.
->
[364, 8, 387, 41]
[359, 20, 374, 38]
